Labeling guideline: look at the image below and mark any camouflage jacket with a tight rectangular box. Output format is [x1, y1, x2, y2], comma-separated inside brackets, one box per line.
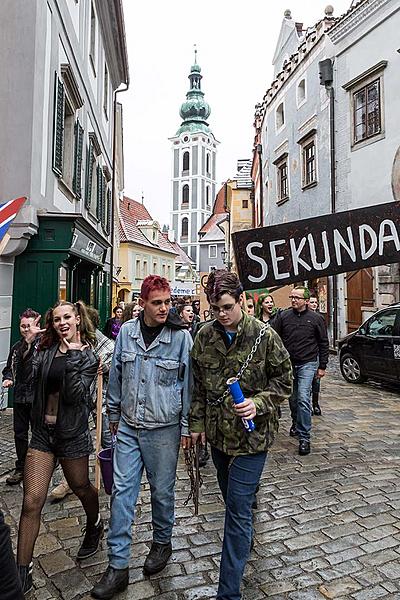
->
[189, 312, 293, 456]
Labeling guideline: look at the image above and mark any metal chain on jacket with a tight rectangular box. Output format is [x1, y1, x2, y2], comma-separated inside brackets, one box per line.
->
[207, 324, 269, 406]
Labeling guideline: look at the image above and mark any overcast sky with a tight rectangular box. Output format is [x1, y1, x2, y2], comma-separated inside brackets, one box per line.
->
[121, 0, 351, 227]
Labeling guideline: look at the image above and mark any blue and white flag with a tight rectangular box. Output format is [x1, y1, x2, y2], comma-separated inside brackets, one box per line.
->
[0, 197, 26, 243]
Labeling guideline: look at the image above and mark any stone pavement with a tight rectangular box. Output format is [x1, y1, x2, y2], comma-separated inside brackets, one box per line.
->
[1, 358, 400, 600]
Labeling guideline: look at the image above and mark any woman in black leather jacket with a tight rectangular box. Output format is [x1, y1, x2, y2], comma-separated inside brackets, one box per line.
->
[16, 301, 101, 594]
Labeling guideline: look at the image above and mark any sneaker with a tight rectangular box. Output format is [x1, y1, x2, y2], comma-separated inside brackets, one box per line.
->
[6, 469, 23, 485]
[312, 403, 322, 416]
[77, 518, 104, 560]
[50, 480, 73, 501]
[17, 562, 33, 595]
[299, 440, 311, 456]
[91, 566, 129, 599]
[143, 541, 172, 575]
[289, 424, 297, 437]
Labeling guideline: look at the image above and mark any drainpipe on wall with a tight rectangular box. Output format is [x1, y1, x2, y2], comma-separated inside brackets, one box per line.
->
[319, 58, 338, 347]
[257, 144, 263, 227]
[110, 82, 129, 313]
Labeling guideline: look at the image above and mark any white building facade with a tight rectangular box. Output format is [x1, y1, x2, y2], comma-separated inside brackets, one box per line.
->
[169, 60, 219, 270]
[330, 0, 400, 336]
[0, 0, 128, 382]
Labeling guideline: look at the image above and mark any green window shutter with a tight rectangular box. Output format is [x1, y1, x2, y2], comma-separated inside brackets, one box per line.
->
[96, 164, 103, 220]
[73, 120, 84, 199]
[105, 188, 112, 235]
[101, 175, 107, 228]
[52, 74, 65, 177]
[85, 143, 94, 210]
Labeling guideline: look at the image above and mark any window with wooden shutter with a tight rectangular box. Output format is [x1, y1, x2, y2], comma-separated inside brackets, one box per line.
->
[96, 164, 103, 221]
[53, 74, 65, 176]
[73, 120, 84, 198]
[105, 188, 112, 234]
[85, 142, 95, 210]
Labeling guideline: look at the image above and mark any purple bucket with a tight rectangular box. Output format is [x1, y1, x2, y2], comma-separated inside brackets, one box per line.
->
[98, 446, 114, 495]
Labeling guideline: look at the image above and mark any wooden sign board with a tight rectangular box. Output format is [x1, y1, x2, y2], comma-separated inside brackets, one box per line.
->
[231, 201, 400, 291]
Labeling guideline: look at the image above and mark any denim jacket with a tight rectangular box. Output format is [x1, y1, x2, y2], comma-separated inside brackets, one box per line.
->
[107, 318, 193, 435]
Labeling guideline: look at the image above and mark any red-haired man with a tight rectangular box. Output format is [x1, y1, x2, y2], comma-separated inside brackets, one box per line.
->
[92, 276, 193, 600]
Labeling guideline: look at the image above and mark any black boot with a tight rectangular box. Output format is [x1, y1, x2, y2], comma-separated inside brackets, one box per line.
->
[91, 566, 129, 599]
[312, 393, 322, 416]
[143, 541, 172, 575]
[17, 562, 33, 595]
[6, 469, 24, 485]
[77, 517, 104, 560]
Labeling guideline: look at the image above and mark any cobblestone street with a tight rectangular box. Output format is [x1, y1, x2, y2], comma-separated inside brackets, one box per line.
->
[1, 359, 400, 600]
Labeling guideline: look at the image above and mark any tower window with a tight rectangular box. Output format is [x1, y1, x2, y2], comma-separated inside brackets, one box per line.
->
[206, 186, 210, 207]
[206, 153, 210, 175]
[297, 79, 306, 107]
[276, 102, 285, 130]
[181, 217, 188, 240]
[182, 184, 189, 205]
[182, 151, 190, 173]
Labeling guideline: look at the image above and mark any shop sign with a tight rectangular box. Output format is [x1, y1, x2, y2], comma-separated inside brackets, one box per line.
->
[232, 201, 400, 290]
[70, 228, 104, 265]
[170, 281, 196, 296]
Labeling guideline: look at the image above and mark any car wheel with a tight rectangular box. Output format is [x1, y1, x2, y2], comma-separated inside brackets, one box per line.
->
[340, 353, 366, 384]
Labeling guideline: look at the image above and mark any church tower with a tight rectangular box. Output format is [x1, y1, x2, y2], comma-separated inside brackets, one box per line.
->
[169, 53, 219, 270]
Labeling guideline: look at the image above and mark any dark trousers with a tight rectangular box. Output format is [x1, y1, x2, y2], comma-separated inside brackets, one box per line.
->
[0, 511, 24, 599]
[211, 446, 267, 600]
[13, 403, 32, 472]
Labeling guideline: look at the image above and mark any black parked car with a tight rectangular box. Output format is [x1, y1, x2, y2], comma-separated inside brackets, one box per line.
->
[339, 304, 400, 384]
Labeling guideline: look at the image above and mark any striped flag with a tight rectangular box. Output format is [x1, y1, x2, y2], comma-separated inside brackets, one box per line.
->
[0, 197, 26, 243]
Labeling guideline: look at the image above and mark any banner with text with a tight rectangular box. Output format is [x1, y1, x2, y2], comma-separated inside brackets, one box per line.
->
[231, 201, 400, 290]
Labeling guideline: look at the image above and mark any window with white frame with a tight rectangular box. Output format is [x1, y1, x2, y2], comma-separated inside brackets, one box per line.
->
[276, 102, 285, 130]
[275, 155, 289, 202]
[297, 78, 306, 107]
[353, 79, 381, 143]
[89, 2, 96, 74]
[209, 245, 217, 258]
[344, 61, 387, 149]
[136, 259, 141, 279]
[182, 151, 190, 173]
[52, 66, 84, 198]
[103, 63, 109, 118]
[300, 136, 317, 188]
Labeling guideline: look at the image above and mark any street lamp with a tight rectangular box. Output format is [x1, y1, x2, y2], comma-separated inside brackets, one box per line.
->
[221, 248, 232, 271]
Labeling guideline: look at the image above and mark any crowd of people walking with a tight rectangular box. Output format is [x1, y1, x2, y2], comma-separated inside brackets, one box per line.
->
[1, 270, 329, 599]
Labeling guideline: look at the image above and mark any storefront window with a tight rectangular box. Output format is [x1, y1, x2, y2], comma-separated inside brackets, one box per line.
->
[59, 266, 67, 301]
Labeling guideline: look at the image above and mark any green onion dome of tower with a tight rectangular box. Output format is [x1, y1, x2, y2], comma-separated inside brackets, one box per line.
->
[176, 60, 211, 135]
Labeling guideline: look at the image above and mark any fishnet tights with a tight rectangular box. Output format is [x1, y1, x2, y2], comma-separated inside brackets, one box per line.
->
[17, 449, 99, 565]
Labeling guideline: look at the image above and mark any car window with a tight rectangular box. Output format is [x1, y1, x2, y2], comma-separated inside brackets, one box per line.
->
[366, 310, 398, 337]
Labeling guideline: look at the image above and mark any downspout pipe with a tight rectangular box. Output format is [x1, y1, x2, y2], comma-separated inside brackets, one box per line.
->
[319, 57, 338, 347]
[110, 81, 129, 313]
[257, 144, 263, 227]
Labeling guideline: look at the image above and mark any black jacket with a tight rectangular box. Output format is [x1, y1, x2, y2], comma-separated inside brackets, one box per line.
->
[272, 308, 329, 370]
[2, 338, 37, 404]
[28, 344, 98, 439]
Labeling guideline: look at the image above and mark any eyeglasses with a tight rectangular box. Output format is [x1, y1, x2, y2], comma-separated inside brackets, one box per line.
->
[210, 303, 237, 315]
[289, 295, 305, 300]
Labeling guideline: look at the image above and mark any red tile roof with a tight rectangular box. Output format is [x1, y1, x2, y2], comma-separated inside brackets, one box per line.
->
[119, 196, 176, 255]
[199, 184, 227, 234]
[162, 234, 195, 266]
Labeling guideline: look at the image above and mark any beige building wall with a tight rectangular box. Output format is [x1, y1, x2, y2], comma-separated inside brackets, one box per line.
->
[117, 243, 176, 301]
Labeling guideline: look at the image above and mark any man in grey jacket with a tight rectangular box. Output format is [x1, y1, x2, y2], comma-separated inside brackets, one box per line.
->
[92, 276, 192, 600]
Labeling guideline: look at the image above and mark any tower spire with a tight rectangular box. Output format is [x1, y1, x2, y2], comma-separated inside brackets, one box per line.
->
[194, 43, 197, 64]
[176, 52, 211, 135]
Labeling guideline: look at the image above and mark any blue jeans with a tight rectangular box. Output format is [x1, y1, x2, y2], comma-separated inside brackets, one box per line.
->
[107, 417, 181, 569]
[212, 446, 267, 600]
[289, 361, 318, 442]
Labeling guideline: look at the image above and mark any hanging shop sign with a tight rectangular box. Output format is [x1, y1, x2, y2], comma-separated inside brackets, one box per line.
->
[232, 201, 400, 290]
[70, 227, 105, 266]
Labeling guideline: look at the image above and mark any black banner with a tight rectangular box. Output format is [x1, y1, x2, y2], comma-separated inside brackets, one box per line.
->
[231, 202, 400, 290]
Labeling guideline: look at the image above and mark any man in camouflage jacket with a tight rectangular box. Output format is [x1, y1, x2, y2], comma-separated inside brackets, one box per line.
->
[189, 270, 292, 600]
